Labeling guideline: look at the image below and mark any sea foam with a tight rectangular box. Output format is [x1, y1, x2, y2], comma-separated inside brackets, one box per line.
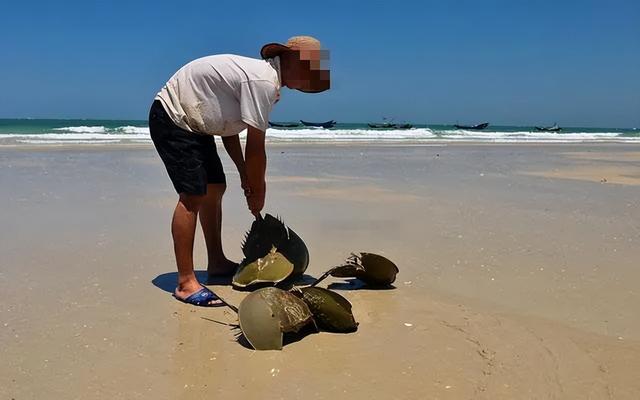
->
[53, 126, 109, 133]
[1, 124, 638, 145]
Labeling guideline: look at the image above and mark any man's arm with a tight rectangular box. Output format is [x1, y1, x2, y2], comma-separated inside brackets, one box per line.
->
[244, 125, 266, 215]
[221, 135, 249, 192]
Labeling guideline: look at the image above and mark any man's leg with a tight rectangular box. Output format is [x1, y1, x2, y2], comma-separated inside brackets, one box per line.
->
[172, 193, 221, 305]
[199, 183, 238, 277]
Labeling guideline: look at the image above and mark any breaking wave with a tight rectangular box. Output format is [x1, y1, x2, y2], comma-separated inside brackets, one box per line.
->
[53, 126, 109, 133]
[0, 124, 638, 145]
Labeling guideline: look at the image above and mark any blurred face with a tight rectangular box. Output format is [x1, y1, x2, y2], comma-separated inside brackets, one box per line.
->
[281, 48, 330, 93]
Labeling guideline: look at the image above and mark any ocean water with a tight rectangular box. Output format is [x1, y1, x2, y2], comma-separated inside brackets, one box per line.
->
[0, 119, 638, 145]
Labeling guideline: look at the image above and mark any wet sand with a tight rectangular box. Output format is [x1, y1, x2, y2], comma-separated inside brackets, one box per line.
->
[1, 143, 639, 399]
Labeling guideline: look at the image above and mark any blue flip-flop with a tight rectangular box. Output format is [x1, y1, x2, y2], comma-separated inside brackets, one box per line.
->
[174, 286, 223, 307]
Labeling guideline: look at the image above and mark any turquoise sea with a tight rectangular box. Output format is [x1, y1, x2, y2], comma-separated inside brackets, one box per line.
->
[0, 119, 638, 145]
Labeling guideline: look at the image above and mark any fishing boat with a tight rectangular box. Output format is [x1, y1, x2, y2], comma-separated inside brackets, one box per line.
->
[269, 122, 301, 128]
[453, 122, 489, 130]
[368, 118, 414, 129]
[534, 124, 562, 132]
[368, 123, 397, 129]
[300, 120, 336, 128]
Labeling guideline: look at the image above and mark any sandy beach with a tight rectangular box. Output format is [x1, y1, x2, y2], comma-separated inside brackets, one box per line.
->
[2, 143, 639, 399]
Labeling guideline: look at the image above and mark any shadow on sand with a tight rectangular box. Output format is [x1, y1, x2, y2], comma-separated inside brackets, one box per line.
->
[152, 271, 395, 294]
[327, 279, 397, 291]
[152, 270, 233, 294]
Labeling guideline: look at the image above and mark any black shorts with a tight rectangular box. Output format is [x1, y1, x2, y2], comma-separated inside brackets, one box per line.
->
[149, 100, 226, 195]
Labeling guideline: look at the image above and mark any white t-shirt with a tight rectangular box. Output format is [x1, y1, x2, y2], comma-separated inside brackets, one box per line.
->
[155, 55, 280, 136]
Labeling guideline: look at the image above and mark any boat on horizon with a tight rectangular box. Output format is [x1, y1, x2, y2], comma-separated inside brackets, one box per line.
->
[269, 121, 301, 128]
[368, 122, 397, 129]
[534, 124, 562, 132]
[453, 122, 490, 130]
[368, 118, 413, 129]
[300, 120, 336, 128]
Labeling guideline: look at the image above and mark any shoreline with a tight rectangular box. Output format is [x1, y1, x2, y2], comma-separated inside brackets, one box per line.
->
[1, 139, 640, 151]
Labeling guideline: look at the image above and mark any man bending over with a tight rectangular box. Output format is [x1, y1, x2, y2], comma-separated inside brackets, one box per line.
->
[149, 36, 330, 306]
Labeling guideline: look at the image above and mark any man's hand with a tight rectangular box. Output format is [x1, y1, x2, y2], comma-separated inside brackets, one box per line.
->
[246, 184, 265, 216]
[244, 125, 267, 216]
[222, 130, 266, 215]
[241, 170, 264, 216]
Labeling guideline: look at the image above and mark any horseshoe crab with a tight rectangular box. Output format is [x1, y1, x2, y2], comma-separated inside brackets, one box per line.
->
[296, 287, 358, 333]
[232, 247, 294, 289]
[312, 253, 399, 288]
[238, 287, 317, 350]
[235, 214, 309, 288]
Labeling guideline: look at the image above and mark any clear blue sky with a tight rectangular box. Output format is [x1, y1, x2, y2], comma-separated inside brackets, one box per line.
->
[1, 0, 638, 127]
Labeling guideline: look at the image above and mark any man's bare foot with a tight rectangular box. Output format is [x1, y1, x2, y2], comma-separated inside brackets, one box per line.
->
[207, 259, 239, 279]
[174, 279, 223, 306]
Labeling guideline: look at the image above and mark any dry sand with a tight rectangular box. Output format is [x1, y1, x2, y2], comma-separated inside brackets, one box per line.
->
[1, 143, 639, 399]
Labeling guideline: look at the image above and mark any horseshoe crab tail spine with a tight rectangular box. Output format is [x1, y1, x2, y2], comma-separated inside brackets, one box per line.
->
[309, 266, 341, 287]
[216, 294, 239, 314]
